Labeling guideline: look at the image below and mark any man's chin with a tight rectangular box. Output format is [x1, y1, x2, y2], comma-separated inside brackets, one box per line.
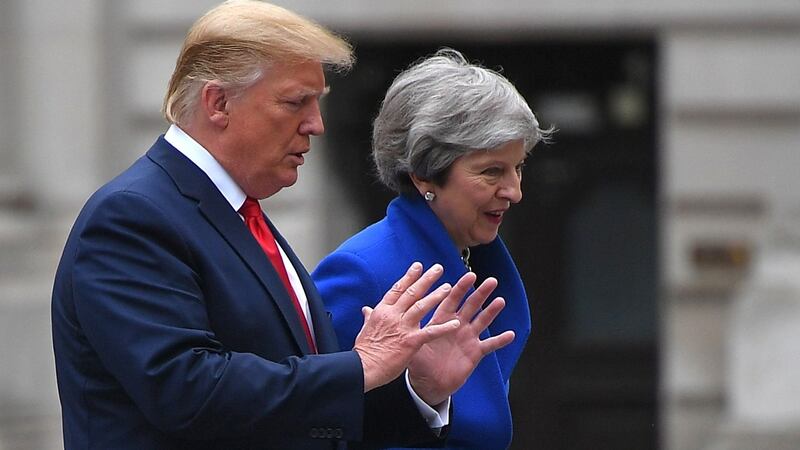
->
[278, 173, 300, 189]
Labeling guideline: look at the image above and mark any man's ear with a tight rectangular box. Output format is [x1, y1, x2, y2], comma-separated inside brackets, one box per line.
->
[409, 173, 434, 197]
[201, 81, 229, 128]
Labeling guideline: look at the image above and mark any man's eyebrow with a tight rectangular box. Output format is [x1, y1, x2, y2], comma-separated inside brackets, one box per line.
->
[293, 86, 331, 99]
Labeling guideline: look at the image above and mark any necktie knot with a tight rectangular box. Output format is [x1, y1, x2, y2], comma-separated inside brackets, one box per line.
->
[239, 196, 263, 219]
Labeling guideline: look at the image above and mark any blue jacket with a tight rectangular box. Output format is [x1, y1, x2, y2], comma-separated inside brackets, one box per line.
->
[313, 194, 531, 450]
[51, 137, 438, 450]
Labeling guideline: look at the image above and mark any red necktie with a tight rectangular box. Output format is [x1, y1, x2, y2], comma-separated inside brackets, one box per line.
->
[239, 197, 317, 353]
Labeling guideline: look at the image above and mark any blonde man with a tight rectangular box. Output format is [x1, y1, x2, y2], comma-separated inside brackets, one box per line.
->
[52, 1, 512, 449]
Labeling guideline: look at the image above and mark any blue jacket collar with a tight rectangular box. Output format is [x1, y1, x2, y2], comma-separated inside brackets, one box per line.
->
[387, 194, 531, 381]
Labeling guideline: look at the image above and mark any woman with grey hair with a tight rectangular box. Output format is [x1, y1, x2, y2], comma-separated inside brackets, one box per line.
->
[313, 48, 551, 449]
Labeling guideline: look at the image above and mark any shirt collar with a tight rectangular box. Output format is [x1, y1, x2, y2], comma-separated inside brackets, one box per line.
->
[164, 124, 246, 211]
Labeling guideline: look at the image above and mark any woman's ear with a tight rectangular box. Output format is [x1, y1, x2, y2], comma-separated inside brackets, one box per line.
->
[409, 173, 435, 197]
[200, 81, 230, 128]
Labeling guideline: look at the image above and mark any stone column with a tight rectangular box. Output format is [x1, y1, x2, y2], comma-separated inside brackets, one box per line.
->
[711, 209, 800, 449]
[16, 0, 103, 216]
[0, 2, 105, 449]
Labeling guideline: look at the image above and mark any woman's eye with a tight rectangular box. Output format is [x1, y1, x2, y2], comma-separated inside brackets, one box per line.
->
[482, 167, 502, 176]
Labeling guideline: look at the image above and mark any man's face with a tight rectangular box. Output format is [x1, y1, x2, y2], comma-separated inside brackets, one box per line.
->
[216, 60, 327, 199]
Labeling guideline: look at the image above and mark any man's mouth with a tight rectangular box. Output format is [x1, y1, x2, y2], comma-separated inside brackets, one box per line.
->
[288, 150, 308, 164]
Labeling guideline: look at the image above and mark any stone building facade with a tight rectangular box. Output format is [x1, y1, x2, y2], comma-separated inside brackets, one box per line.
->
[0, 1, 797, 448]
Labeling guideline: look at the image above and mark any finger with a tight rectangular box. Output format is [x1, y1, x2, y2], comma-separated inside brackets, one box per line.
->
[479, 330, 515, 355]
[380, 262, 423, 306]
[428, 272, 476, 324]
[394, 264, 444, 310]
[404, 282, 451, 325]
[415, 319, 460, 345]
[470, 297, 506, 332]
[459, 277, 498, 321]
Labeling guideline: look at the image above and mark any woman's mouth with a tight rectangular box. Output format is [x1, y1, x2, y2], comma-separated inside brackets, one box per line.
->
[485, 210, 505, 224]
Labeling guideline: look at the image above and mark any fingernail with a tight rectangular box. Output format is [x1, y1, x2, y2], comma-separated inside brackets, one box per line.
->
[432, 264, 442, 273]
[441, 283, 451, 291]
[411, 262, 422, 271]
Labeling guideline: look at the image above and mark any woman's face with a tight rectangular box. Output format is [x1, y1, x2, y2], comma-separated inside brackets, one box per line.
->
[422, 140, 527, 250]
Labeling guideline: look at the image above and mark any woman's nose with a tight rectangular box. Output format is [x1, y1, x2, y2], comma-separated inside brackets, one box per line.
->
[499, 173, 523, 204]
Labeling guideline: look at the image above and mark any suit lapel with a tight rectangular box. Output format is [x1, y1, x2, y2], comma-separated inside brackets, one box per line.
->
[270, 223, 340, 353]
[145, 137, 313, 354]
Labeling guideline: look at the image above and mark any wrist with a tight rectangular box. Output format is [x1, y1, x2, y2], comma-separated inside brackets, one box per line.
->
[408, 372, 447, 406]
[355, 347, 381, 392]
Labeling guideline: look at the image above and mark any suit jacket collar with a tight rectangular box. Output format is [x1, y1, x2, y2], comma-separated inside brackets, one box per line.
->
[145, 136, 324, 354]
[388, 194, 531, 381]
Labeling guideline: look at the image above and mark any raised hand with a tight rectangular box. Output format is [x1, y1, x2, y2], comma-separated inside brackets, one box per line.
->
[353, 263, 461, 392]
[408, 273, 515, 406]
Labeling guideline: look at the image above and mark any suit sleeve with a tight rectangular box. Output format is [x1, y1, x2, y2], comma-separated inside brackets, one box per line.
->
[313, 250, 446, 448]
[70, 191, 365, 441]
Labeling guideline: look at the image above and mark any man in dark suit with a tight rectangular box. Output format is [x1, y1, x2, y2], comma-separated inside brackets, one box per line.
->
[51, 1, 513, 449]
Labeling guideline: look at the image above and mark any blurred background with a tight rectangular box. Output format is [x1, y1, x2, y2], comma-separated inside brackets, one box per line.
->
[1, 1, 799, 449]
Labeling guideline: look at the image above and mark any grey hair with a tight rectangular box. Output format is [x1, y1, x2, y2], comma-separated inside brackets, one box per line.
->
[372, 48, 552, 194]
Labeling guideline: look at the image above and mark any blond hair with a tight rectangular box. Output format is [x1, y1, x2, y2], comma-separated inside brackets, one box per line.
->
[163, 0, 354, 125]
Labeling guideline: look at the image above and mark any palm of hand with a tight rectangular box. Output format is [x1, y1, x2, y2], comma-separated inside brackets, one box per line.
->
[353, 263, 461, 392]
[409, 319, 488, 405]
[408, 274, 515, 406]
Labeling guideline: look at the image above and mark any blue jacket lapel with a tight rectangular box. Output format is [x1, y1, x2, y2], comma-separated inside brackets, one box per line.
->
[470, 238, 531, 382]
[387, 195, 469, 284]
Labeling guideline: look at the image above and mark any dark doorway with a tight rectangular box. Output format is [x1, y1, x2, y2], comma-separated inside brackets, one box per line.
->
[323, 39, 659, 450]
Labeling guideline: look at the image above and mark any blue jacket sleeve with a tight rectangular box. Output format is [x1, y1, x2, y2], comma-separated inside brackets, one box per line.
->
[312, 250, 386, 350]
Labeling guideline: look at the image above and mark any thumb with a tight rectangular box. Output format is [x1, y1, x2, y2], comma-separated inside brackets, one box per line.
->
[361, 306, 374, 323]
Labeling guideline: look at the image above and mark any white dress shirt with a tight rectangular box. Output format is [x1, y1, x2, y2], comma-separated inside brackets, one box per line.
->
[163, 124, 448, 429]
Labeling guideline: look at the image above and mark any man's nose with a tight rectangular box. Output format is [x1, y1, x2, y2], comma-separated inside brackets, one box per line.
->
[299, 103, 324, 136]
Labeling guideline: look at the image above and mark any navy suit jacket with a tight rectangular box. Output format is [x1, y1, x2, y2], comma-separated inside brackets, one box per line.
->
[313, 194, 531, 450]
[51, 137, 435, 449]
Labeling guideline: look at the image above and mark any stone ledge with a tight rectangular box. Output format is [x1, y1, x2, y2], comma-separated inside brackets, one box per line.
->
[708, 423, 800, 450]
